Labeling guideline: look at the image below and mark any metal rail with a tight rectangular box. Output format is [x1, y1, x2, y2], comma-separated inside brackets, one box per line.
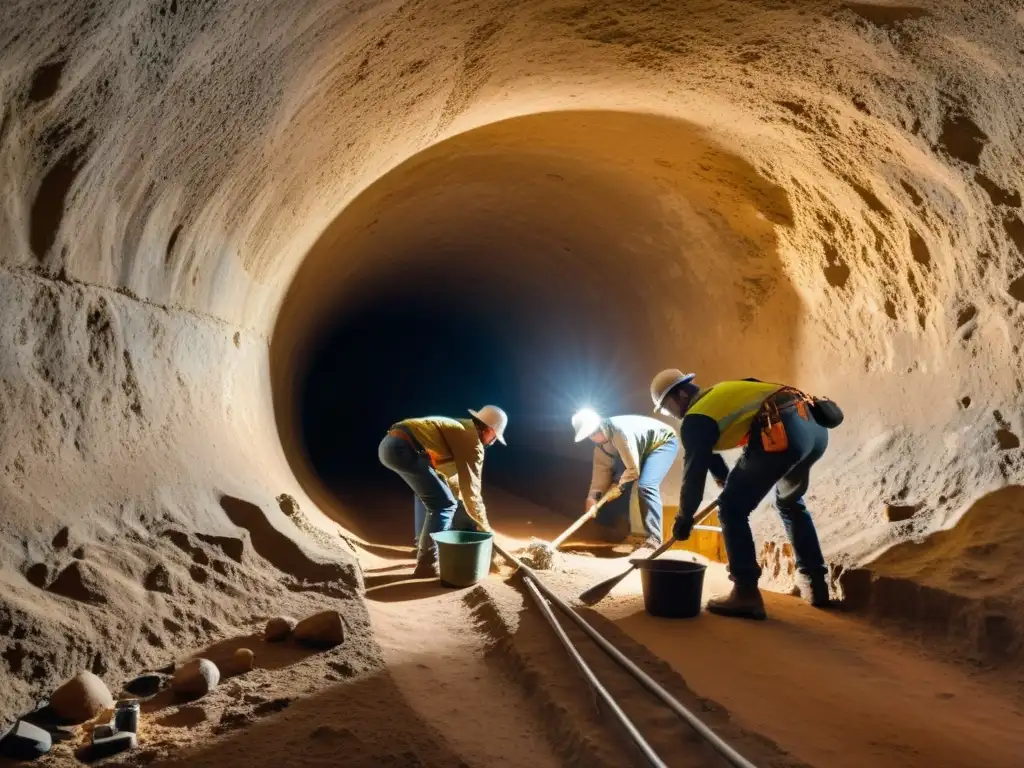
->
[495, 541, 759, 768]
[521, 576, 667, 767]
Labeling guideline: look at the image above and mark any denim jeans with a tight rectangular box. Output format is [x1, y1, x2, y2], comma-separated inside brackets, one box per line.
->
[378, 434, 473, 553]
[716, 407, 829, 587]
[597, 438, 679, 540]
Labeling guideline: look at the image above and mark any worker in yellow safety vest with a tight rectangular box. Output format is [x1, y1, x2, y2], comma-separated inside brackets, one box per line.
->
[379, 406, 507, 578]
[650, 369, 842, 620]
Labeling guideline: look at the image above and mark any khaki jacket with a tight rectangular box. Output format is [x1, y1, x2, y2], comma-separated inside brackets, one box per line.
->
[400, 416, 489, 529]
[588, 415, 677, 499]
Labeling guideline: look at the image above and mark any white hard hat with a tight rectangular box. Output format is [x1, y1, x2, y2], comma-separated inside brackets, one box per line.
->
[571, 408, 603, 443]
[468, 405, 508, 445]
[650, 369, 696, 413]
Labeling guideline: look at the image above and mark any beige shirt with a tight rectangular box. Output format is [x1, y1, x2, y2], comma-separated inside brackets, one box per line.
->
[588, 415, 677, 499]
[400, 416, 489, 529]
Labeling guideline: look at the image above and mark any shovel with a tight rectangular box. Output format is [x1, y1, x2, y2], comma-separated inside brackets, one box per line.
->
[578, 498, 720, 606]
[545, 486, 621, 550]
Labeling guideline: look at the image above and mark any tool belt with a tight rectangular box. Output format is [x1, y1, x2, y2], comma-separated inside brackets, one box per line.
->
[755, 387, 813, 454]
[388, 425, 450, 469]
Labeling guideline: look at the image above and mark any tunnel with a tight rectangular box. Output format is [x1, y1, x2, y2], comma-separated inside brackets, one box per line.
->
[276, 110, 801, 535]
[2, 1, 1024, 765]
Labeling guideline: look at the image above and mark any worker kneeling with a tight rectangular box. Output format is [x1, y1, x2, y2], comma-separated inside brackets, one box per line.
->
[378, 406, 508, 578]
[571, 409, 679, 554]
[651, 370, 842, 620]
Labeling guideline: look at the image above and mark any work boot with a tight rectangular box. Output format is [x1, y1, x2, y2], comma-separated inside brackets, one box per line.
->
[706, 584, 767, 620]
[798, 575, 833, 608]
[412, 545, 438, 579]
[630, 534, 663, 557]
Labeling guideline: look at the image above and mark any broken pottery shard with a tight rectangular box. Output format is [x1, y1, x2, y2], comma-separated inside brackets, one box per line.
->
[171, 659, 220, 698]
[50, 671, 114, 723]
[293, 610, 345, 647]
[265, 616, 297, 642]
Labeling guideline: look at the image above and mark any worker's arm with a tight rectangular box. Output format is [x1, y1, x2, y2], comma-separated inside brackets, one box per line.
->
[610, 428, 641, 488]
[446, 425, 490, 531]
[709, 453, 730, 486]
[676, 414, 721, 534]
[588, 444, 615, 500]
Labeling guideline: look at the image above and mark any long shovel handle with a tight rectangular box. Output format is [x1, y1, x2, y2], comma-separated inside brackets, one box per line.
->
[631, 499, 720, 565]
[549, 489, 617, 550]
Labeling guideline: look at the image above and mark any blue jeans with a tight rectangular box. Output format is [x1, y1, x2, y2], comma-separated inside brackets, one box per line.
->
[597, 438, 679, 539]
[717, 408, 828, 587]
[378, 434, 473, 553]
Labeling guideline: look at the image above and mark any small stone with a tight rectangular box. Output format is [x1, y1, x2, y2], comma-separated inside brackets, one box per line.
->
[0, 720, 51, 759]
[50, 671, 114, 723]
[264, 616, 297, 642]
[232, 648, 254, 673]
[171, 659, 220, 698]
[124, 673, 166, 697]
[293, 610, 345, 647]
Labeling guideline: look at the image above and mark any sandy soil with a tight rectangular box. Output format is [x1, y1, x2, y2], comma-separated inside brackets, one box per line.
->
[5, 490, 1024, 767]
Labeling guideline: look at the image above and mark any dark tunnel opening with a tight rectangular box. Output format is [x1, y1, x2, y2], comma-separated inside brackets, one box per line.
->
[275, 110, 802, 541]
[295, 259, 642, 535]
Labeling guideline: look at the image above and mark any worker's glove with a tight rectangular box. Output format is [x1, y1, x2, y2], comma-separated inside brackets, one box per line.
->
[672, 514, 694, 541]
[605, 484, 624, 502]
[585, 497, 598, 514]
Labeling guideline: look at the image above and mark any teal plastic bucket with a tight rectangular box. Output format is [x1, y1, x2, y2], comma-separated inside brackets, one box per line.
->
[430, 530, 494, 588]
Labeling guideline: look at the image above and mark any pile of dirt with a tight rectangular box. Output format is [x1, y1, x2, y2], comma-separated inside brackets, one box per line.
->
[841, 484, 1024, 666]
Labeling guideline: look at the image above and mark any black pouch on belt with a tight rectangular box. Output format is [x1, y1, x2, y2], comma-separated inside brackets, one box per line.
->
[809, 397, 844, 428]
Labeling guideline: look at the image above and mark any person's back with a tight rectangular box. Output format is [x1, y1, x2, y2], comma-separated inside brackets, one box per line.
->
[683, 380, 784, 450]
[572, 410, 680, 551]
[380, 406, 507, 577]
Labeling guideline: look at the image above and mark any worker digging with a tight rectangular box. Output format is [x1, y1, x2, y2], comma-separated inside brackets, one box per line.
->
[650, 369, 844, 620]
[378, 406, 508, 578]
[571, 408, 680, 555]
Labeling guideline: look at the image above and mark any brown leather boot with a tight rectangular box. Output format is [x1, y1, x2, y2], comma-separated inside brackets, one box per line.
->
[706, 584, 767, 620]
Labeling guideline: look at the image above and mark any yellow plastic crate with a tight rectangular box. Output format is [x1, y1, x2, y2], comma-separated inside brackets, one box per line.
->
[662, 505, 727, 562]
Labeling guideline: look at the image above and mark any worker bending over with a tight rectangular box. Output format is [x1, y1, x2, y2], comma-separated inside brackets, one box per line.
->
[571, 409, 679, 553]
[379, 406, 508, 578]
[650, 369, 840, 620]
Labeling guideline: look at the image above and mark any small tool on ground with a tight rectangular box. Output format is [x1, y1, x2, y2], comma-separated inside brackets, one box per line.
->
[522, 486, 621, 570]
[578, 499, 720, 605]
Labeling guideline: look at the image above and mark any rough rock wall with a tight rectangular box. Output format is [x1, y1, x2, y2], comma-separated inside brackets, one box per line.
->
[2, 0, 1024, 724]
[0, 266, 363, 727]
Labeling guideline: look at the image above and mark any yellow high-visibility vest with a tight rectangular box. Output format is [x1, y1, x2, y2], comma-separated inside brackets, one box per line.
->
[687, 380, 783, 450]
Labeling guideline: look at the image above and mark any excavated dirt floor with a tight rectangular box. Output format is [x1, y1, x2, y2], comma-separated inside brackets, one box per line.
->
[6, 490, 1022, 768]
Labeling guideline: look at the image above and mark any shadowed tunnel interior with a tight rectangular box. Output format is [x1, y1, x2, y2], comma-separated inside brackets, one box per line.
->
[279, 110, 801, 532]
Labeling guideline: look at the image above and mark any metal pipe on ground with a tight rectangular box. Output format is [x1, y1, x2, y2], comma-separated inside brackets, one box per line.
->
[493, 540, 759, 768]
[520, 576, 668, 767]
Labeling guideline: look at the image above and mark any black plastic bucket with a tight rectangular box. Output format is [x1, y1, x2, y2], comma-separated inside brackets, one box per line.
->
[630, 558, 707, 619]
